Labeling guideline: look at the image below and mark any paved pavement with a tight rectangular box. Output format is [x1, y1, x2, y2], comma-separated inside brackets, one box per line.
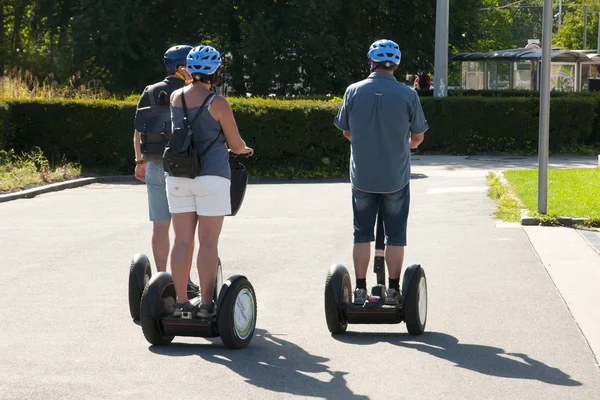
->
[0, 155, 599, 399]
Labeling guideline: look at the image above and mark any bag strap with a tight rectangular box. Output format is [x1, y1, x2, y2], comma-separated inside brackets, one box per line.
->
[148, 84, 156, 106]
[181, 91, 215, 129]
[198, 95, 223, 156]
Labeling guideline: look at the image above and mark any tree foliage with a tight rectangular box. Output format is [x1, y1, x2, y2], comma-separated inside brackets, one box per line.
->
[1, 0, 589, 95]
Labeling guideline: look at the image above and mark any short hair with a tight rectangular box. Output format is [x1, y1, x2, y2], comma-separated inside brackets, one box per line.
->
[192, 69, 221, 85]
[373, 61, 397, 71]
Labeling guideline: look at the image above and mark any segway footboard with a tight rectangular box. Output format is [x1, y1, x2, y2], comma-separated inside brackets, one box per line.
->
[161, 296, 220, 338]
[346, 304, 404, 325]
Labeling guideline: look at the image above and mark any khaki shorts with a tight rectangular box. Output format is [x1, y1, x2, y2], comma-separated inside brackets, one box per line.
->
[165, 175, 231, 216]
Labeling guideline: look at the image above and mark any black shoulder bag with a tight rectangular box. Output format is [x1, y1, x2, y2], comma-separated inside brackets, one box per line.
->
[163, 92, 219, 178]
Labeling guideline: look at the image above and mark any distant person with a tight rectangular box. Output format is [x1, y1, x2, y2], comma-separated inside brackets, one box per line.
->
[333, 39, 429, 305]
[413, 74, 420, 90]
[419, 74, 433, 90]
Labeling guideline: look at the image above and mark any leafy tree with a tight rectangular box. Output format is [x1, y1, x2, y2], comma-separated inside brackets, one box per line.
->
[554, 0, 600, 50]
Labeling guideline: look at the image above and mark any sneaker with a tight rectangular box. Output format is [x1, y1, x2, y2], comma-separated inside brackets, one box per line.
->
[353, 288, 368, 305]
[173, 301, 195, 318]
[197, 302, 216, 318]
[385, 288, 401, 305]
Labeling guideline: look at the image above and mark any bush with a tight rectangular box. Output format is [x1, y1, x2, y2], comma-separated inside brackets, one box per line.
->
[419, 96, 597, 154]
[0, 101, 8, 149]
[0, 96, 598, 178]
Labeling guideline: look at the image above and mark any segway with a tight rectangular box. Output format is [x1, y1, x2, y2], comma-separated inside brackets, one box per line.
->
[127, 254, 216, 320]
[139, 268, 257, 349]
[127, 151, 251, 320]
[136, 151, 256, 349]
[324, 208, 428, 335]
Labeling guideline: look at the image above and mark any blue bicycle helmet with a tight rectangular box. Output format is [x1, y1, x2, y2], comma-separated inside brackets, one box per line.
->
[186, 45, 222, 75]
[164, 45, 193, 74]
[368, 39, 401, 65]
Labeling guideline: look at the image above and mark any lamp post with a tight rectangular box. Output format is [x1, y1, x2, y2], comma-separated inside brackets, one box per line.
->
[538, 0, 553, 215]
[434, 0, 449, 97]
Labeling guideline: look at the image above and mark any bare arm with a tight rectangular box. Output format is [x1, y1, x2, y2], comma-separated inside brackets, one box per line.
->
[133, 130, 143, 161]
[343, 130, 351, 141]
[133, 130, 146, 181]
[211, 96, 252, 154]
[410, 132, 424, 150]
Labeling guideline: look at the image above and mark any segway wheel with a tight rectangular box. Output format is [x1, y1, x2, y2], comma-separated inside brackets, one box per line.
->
[324, 264, 351, 334]
[140, 272, 175, 346]
[218, 278, 257, 349]
[403, 266, 427, 335]
[128, 254, 152, 320]
[213, 258, 224, 304]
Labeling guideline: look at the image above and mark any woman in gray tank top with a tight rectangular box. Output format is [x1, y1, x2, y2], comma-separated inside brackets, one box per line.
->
[166, 45, 254, 318]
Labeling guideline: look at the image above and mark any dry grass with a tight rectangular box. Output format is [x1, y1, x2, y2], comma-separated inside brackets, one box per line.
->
[0, 147, 82, 193]
[0, 68, 113, 100]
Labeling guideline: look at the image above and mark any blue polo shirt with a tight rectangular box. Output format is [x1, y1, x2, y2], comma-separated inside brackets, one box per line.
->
[334, 72, 429, 193]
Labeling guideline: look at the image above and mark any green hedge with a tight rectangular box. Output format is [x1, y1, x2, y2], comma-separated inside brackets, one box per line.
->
[0, 96, 598, 177]
[0, 102, 8, 150]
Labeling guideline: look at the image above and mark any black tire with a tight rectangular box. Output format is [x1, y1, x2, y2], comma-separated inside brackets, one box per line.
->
[213, 258, 223, 304]
[140, 272, 175, 346]
[404, 266, 427, 335]
[128, 254, 152, 320]
[218, 278, 257, 349]
[324, 268, 351, 334]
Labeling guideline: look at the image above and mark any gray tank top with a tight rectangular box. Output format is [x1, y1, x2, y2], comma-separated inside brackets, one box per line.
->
[170, 94, 231, 180]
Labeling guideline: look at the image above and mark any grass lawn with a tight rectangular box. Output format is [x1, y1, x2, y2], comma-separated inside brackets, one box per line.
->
[0, 148, 81, 194]
[502, 168, 600, 223]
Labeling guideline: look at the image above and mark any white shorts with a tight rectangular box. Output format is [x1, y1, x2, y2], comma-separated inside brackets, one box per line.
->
[165, 175, 231, 216]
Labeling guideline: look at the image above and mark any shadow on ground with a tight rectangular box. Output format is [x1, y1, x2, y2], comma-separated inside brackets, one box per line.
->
[149, 328, 369, 399]
[332, 331, 581, 387]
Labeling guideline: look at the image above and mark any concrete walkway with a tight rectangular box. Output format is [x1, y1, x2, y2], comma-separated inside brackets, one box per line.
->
[0, 154, 598, 399]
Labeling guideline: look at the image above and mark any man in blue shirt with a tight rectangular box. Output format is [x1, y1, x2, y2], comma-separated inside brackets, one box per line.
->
[334, 39, 428, 305]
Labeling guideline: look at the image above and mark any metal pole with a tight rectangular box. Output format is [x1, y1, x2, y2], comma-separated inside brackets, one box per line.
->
[597, 12, 600, 51]
[559, 0, 562, 25]
[434, 0, 449, 98]
[584, 4, 588, 49]
[538, 0, 553, 215]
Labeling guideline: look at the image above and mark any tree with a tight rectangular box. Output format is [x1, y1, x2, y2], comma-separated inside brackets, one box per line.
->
[554, 1, 600, 50]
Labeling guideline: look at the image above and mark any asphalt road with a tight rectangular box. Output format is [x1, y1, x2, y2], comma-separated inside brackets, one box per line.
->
[1, 157, 599, 399]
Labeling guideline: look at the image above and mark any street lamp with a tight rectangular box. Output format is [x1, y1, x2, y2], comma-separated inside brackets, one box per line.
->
[538, 0, 553, 215]
[434, 0, 449, 97]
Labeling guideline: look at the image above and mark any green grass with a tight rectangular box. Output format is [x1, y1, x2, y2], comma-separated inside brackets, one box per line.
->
[500, 168, 600, 227]
[486, 172, 522, 222]
[0, 147, 82, 193]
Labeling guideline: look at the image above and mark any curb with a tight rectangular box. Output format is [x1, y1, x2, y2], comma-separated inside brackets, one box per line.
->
[520, 215, 590, 227]
[0, 175, 137, 203]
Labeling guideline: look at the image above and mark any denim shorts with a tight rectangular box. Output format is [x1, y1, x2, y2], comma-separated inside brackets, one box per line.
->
[145, 161, 171, 222]
[352, 183, 410, 247]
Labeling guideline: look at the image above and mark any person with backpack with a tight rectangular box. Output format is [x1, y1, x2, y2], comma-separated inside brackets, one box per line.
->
[166, 45, 253, 318]
[133, 45, 199, 293]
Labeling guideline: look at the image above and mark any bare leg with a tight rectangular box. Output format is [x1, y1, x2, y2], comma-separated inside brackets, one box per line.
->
[196, 215, 224, 305]
[152, 220, 171, 272]
[384, 245, 404, 280]
[186, 240, 196, 286]
[353, 243, 371, 280]
[170, 212, 197, 304]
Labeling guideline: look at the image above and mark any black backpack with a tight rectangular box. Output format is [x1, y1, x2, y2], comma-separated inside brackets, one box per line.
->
[162, 92, 219, 178]
[134, 85, 173, 157]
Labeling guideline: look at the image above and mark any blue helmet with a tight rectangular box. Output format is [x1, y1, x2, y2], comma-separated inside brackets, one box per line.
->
[186, 45, 222, 75]
[368, 39, 401, 65]
[164, 45, 193, 74]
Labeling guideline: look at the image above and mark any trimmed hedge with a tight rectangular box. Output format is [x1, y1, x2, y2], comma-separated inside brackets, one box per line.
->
[0, 96, 599, 177]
